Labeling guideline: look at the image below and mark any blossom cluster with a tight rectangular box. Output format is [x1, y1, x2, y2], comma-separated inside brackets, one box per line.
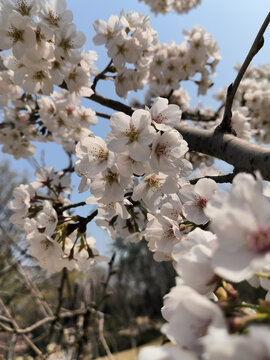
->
[208, 64, 270, 143]
[0, 0, 94, 97]
[93, 10, 158, 98]
[9, 166, 108, 273]
[75, 97, 198, 254]
[147, 25, 221, 101]
[0, 87, 99, 157]
[0, 0, 99, 157]
[138, 173, 270, 359]
[229, 64, 270, 143]
[4, 2, 270, 359]
[93, 12, 220, 98]
[138, 0, 201, 15]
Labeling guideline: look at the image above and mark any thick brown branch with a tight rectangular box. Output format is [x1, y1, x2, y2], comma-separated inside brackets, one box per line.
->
[190, 172, 236, 185]
[89, 92, 220, 122]
[219, 11, 270, 132]
[182, 111, 217, 122]
[177, 124, 270, 181]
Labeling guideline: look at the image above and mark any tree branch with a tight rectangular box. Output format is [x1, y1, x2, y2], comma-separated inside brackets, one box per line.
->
[0, 307, 92, 334]
[92, 60, 113, 92]
[190, 172, 236, 184]
[177, 124, 270, 181]
[96, 111, 111, 119]
[89, 93, 133, 115]
[219, 11, 270, 132]
[0, 298, 45, 358]
[62, 201, 87, 211]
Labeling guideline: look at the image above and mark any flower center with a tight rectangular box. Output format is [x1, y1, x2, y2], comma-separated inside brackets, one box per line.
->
[196, 196, 207, 209]
[155, 142, 168, 157]
[41, 238, 54, 251]
[17, 0, 31, 16]
[8, 27, 24, 44]
[155, 113, 168, 124]
[145, 175, 162, 189]
[103, 171, 118, 185]
[125, 124, 139, 143]
[48, 10, 60, 26]
[246, 227, 270, 254]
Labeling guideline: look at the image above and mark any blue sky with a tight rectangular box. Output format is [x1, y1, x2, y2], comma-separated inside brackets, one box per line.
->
[2, 0, 270, 253]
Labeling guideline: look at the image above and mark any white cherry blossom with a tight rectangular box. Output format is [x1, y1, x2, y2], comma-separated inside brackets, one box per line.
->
[161, 284, 226, 353]
[89, 165, 131, 204]
[106, 109, 155, 161]
[172, 228, 218, 295]
[138, 345, 198, 360]
[93, 15, 120, 46]
[205, 173, 270, 282]
[27, 232, 64, 273]
[150, 129, 189, 175]
[148, 97, 182, 131]
[0, 11, 36, 59]
[180, 178, 218, 224]
[36, 200, 58, 236]
[75, 135, 116, 179]
[202, 325, 270, 360]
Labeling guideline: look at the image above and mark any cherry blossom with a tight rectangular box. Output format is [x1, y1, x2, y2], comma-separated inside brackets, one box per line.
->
[205, 173, 270, 282]
[161, 284, 226, 353]
[75, 135, 116, 179]
[148, 97, 182, 131]
[180, 178, 217, 225]
[150, 129, 189, 175]
[106, 109, 155, 161]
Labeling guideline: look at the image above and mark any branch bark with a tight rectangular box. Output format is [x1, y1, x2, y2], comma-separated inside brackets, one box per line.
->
[177, 124, 270, 181]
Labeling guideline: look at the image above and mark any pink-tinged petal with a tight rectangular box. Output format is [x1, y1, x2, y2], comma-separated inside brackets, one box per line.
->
[150, 97, 168, 120]
[128, 142, 150, 161]
[195, 178, 217, 199]
[183, 202, 209, 225]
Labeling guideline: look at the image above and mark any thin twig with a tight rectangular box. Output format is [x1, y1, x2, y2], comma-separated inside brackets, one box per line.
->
[7, 333, 16, 360]
[97, 311, 114, 360]
[48, 268, 67, 342]
[96, 111, 111, 119]
[15, 261, 54, 317]
[0, 298, 45, 358]
[218, 11, 270, 133]
[97, 253, 116, 308]
[92, 60, 113, 92]
[62, 201, 87, 211]
[0, 308, 92, 335]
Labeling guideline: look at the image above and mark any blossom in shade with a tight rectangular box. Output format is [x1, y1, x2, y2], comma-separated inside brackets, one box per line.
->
[180, 178, 217, 224]
[205, 173, 270, 282]
[161, 284, 226, 353]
